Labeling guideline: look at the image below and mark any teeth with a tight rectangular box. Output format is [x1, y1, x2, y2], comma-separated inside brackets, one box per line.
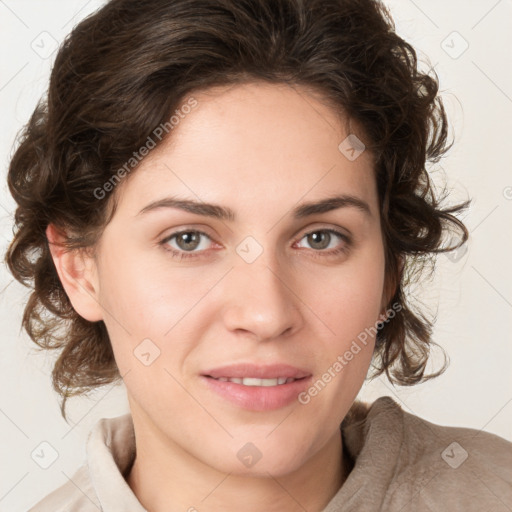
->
[215, 377, 297, 386]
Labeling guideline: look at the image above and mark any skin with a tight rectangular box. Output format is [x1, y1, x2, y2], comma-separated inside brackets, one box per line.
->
[47, 81, 390, 512]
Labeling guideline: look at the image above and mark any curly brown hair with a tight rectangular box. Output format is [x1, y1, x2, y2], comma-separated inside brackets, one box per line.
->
[5, 0, 469, 419]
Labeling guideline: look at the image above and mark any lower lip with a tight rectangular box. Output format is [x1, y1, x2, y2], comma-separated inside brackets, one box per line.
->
[200, 376, 312, 411]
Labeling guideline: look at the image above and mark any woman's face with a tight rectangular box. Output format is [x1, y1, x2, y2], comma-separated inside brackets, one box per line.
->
[87, 82, 387, 476]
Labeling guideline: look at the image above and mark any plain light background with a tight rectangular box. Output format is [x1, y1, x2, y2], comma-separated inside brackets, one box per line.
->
[1, 0, 511, 510]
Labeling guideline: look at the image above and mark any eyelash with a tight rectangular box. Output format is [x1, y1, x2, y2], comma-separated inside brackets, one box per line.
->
[158, 228, 351, 261]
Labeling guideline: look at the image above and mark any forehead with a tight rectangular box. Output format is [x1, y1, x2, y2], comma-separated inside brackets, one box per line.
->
[113, 81, 377, 218]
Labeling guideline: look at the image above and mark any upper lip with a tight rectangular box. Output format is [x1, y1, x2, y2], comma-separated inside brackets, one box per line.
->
[202, 363, 311, 380]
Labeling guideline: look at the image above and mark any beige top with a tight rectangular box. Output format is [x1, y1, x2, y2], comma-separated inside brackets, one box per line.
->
[28, 396, 512, 511]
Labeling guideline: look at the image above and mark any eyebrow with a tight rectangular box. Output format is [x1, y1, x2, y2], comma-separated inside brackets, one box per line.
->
[137, 194, 371, 220]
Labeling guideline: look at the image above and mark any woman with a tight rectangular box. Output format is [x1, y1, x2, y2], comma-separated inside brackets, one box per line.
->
[5, 0, 511, 510]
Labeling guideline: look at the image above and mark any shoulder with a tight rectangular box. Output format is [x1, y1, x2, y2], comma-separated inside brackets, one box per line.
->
[364, 396, 512, 511]
[27, 464, 100, 512]
[27, 413, 138, 511]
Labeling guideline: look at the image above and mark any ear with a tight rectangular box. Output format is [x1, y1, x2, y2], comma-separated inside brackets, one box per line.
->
[46, 223, 104, 322]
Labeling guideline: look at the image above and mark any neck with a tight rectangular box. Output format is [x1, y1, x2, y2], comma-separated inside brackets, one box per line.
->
[126, 417, 349, 512]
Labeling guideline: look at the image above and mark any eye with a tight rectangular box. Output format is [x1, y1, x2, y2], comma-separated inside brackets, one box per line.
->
[159, 230, 214, 259]
[159, 227, 351, 261]
[295, 229, 351, 257]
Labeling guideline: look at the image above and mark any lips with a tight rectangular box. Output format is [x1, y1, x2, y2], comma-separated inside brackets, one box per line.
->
[202, 363, 311, 381]
[200, 363, 312, 410]
[214, 377, 298, 386]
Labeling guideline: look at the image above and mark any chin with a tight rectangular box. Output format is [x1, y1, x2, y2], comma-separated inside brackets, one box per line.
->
[205, 439, 311, 478]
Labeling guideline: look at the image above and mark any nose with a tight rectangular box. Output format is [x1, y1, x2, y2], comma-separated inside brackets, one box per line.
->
[220, 252, 304, 342]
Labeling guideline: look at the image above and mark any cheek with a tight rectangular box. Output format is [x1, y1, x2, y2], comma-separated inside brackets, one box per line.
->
[316, 246, 386, 344]
[304, 242, 385, 407]
[95, 248, 221, 367]
[298, 259, 384, 422]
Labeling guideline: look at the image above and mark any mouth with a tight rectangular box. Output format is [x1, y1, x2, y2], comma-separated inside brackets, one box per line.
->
[202, 362, 311, 381]
[200, 363, 312, 411]
[205, 376, 306, 386]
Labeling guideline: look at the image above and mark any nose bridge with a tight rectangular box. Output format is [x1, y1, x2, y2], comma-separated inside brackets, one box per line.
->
[221, 241, 301, 340]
